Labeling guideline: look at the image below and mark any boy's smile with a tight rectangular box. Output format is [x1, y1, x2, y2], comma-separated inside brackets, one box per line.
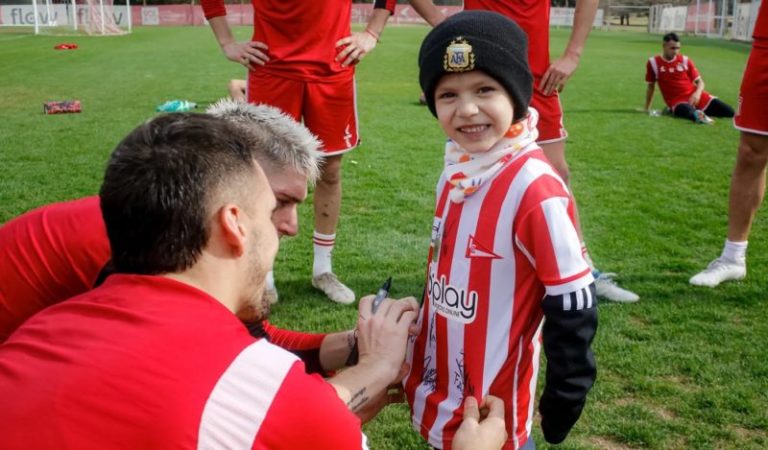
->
[434, 70, 515, 154]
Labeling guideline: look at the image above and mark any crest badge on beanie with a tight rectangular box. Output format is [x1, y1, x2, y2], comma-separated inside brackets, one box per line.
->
[444, 38, 475, 72]
[418, 10, 533, 121]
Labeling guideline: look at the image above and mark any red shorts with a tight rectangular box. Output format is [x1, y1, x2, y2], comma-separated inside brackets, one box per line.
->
[248, 71, 360, 154]
[734, 43, 768, 135]
[531, 78, 567, 144]
[669, 91, 713, 111]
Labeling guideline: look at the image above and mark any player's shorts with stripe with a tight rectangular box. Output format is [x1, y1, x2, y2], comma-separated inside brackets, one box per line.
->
[248, 71, 360, 154]
[734, 43, 768, 135]
[531, 77, 567, 144]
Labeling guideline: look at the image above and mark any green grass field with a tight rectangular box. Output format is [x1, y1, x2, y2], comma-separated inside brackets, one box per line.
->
[1, 25, 766, 449]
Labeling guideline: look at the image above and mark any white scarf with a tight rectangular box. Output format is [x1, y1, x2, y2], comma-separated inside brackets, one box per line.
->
[443, 107, 540, 203]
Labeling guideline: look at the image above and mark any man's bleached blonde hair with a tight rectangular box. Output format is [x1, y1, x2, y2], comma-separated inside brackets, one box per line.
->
[206, 98, 323, 184]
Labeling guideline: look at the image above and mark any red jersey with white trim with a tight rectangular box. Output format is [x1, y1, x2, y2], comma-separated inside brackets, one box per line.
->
[464, 0, 551, 78]
[735, 0, 768, 134]
[0, 196, 110, 342]
[646, 54, 711, 109]
[0, 275, 366, 449]
[404, 145, 593, 449]
[201, 0, 356, 82]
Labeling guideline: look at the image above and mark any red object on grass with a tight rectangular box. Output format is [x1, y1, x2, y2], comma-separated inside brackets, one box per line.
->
[43, 101, 82, 114]
[54, 43, 78, 50]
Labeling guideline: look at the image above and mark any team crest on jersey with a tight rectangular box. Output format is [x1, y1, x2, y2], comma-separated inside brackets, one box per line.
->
[428, 263, 478, 324]
[676, 64, 684, 72]
[660, 66, 666, 73]
[444, 37, 475, 72]
[465, 234, 501, 259]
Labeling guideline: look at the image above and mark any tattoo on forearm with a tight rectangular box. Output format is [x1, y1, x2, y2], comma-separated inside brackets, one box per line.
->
[346, 387, 370, 412]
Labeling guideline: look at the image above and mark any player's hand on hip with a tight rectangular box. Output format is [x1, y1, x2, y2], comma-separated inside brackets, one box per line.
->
[223, 40, 269, 71]
[356, 295, 418, 381]
[541, 53, 580, 96]
[453, 395, 508, 450]
[335, 32, 378, 67]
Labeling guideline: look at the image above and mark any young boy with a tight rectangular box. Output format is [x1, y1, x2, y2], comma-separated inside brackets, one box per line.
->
[403, 11, 598, 450]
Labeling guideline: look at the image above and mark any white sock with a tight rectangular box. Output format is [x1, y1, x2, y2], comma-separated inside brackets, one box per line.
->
[721, 239, 747, 263]
[313, 231, 335, 277]
[266, 271, 275, 291]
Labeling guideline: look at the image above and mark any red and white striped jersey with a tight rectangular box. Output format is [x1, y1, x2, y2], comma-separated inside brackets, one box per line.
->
[646, 54, 712, 109]
[0, 275, 366, 449]
[404, 145, 593, 450]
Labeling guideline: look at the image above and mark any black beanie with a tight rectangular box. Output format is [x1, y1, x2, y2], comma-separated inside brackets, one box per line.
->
[418, 10, 533, 121]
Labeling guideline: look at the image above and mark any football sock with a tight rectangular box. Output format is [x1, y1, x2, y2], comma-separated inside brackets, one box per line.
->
[313, 231, 335, 277]
[721, 239, 747, 263]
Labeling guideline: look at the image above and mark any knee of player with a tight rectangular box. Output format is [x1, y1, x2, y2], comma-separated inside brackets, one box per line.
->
[737, 134, 768, 166]
[319, 157, 343, 184]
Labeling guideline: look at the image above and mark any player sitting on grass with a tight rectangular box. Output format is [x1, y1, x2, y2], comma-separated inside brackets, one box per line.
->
[644, 32, 734, 125]
[403, 11, 598, 450]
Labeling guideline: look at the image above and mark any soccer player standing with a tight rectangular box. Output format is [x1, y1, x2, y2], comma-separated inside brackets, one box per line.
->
[407, 0, 640, 303]
[200, 0, 396, 305]
[690, 1, 768, 287]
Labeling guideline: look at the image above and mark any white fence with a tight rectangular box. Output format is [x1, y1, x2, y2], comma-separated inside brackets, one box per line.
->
[648, 0, 761, 41]
[550, 7, 605, 27]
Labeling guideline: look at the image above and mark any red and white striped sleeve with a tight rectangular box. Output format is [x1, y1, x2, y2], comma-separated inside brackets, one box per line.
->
[513, 174, 592, 295]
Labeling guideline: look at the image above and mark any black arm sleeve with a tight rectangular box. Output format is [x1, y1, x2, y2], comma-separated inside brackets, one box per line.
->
[373, 0, 396, 14]
[539, 283, 598, 444]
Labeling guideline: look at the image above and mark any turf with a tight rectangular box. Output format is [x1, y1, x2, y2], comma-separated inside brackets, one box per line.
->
[1, 25, 766, 449]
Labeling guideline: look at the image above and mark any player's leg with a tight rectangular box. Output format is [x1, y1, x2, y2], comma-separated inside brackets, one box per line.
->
[303, 77, 359, 304]
[703, 98, 735, 118]
[691, 43, 768, 287]
[728, 132, 768, 242]
[248, 71, 305, 303]
[672, 103, 698, 122]
[690, 132, 767, 287]
[534, 88, 639, 303]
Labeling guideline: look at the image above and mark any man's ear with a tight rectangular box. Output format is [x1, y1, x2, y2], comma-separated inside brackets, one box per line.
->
[218, 204, 247, 257]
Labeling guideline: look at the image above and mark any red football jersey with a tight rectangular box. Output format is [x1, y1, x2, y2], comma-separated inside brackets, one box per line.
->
[201, 0, 358, 82]
[646, 54, 712, 109]
[735, 0, 768, 134]
[0, 275, 367, 449]
[0, 196, 110, 342]
[464, 0, 551, 78]
[404, 146, 593, 450]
